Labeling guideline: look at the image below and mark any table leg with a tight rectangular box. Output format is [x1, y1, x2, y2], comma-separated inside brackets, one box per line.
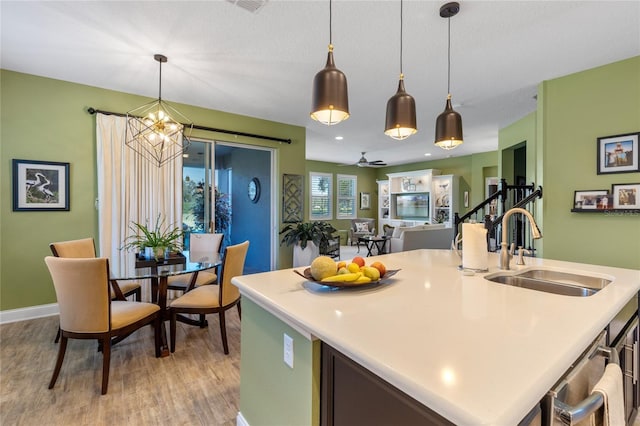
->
[156, 276, 170, 357]
[366, 241, 375, 257]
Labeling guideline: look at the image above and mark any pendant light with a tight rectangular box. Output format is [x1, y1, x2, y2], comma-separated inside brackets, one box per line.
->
[385, 0, 417, 140]
[125, 54, 193, 167]
[434, 2, 463, 150]
[310, 0, 349, 126]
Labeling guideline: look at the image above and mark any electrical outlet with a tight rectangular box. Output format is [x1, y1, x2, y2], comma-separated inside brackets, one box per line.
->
[284, 333, 294, 368]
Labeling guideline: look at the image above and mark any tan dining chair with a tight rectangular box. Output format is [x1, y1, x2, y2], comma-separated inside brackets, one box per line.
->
[50, 237, 143, 343]
[169, 240, 249, 354]
[44, 256, 161, 395]
[167, 233, 224, 293]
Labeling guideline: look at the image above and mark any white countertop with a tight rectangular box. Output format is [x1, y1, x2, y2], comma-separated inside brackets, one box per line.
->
[231, 250, 640, 425]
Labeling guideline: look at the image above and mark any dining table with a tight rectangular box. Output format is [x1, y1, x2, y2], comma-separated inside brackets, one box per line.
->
[111, 250, 222, 357]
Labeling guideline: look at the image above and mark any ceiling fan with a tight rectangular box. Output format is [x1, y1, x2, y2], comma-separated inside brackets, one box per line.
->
[344, 152, 387, 167]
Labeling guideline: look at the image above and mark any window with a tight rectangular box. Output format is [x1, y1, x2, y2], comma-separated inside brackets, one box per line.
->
[310, 172, 332, 220]
[336, 174, 357, 219]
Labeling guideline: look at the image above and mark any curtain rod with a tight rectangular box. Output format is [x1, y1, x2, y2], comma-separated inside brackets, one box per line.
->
[87, 107, 292, 144]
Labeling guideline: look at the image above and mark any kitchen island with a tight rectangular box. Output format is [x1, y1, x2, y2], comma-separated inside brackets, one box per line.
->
[231, 250, 640, 425]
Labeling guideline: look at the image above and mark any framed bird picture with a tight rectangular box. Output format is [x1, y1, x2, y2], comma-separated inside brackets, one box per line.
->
[12, 159, 70, 211]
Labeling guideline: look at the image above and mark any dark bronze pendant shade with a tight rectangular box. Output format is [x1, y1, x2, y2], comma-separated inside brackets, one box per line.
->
[310, 46, 350, 125]
[434, 94, 463, 149]
[435, 2, 463, 150]
[385, 76, 417, 140]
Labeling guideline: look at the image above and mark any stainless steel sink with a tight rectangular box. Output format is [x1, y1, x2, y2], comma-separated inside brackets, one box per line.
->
[484, 269, 612, 297]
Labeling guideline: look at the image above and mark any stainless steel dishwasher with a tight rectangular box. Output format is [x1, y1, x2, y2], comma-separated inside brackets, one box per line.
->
[541, 331, 618, 425]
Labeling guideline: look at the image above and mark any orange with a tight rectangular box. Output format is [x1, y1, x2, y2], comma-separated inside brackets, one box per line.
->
[370, 261, 386, 277]
[352, 256, 365, 267]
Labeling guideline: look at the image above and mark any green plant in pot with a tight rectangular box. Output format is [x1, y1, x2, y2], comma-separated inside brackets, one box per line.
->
[122, 214, 184, 260]
[280, 221, 336, 267]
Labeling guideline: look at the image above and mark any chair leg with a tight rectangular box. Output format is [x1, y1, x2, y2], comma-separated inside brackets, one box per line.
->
[219, 310, 229, 355]
[170, 311, 177, 353]
[237, 301, 241, 320]
[101, 337, 111, 395]
[199, 314, 207, 328]
[154, 315, 161, 358]
[54, 326, 61, 343]
[134, 287, 141, 302]
[49, 335, 68, 389]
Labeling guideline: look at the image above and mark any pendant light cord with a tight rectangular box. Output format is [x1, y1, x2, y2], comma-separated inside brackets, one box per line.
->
[400, 0, 404, 77]
[329, 0, 333, 47]
[158, 59, 163, 101]
[447, 16, 451, 95]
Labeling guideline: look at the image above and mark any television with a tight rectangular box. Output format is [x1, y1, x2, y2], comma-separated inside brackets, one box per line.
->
[394, 193, 429, 219]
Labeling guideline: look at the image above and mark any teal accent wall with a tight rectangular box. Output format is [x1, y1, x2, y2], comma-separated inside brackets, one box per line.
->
[0, 70, 306, 310]
[240, 298, 320, 425]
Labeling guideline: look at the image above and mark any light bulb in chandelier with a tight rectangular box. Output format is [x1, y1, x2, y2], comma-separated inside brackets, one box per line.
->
[125, 54, 192, 167]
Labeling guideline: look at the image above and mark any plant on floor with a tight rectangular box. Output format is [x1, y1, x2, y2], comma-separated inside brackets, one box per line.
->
[279, 221, 337, 250]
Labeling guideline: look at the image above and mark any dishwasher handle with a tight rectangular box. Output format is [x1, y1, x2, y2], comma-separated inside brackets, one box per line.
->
[551, 345, 619, 425]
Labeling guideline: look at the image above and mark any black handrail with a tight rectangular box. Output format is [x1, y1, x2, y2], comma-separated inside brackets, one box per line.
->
[454, 181, 543, 252]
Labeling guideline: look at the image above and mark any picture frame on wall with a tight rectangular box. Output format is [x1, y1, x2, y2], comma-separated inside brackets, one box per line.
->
[611, 183, 640, 210]
[12, 159, 70, 211]
[597, 132, 639, 174]
[573, 189, 608, 210]
[360, 192, 371, 210]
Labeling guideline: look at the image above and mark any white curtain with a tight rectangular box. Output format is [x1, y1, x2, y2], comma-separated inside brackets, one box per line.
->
[96, 113, 182, 301]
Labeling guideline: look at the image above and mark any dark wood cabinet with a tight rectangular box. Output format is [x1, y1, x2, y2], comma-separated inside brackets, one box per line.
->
[321, 343, 454, 426]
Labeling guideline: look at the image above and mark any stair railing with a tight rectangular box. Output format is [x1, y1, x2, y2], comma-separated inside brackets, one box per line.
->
[454, 180, 543, 253]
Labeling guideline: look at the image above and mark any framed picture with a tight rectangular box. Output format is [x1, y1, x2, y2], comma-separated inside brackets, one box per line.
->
[611, 183, 640, 209]
[12, 159, 70, 211]
[573, 190, 608, 210]
[597, 132, 639, 174]
[360, 192, 371, 210]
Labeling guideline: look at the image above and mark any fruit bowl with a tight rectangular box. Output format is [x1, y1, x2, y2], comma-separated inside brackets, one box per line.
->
[294, 268, 400, 288]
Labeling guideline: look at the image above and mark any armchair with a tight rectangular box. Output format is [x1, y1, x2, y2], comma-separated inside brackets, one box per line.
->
[349, 218, 376, 245]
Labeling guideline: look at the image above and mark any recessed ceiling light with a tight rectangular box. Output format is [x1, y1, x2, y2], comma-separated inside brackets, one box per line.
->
[335, 136, 344, 140]
[183, 153, 189, 158]
[424, 153, 432, 156]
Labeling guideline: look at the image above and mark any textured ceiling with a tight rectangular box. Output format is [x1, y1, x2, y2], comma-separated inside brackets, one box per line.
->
[2, 0, 639, 166]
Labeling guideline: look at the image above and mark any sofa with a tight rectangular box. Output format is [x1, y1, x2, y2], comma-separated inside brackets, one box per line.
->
[389, 223, 453, 252]
[349, 218, 376, 245]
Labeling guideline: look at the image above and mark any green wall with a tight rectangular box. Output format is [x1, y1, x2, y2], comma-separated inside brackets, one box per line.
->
[539, 56, 640, 269]
[240, 298, 320, 425]
[0, 70, 306, 310]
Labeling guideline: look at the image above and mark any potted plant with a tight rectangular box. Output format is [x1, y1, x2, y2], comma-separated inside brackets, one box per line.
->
[122, 214, 184, 260]
[280, 221, 337, 267]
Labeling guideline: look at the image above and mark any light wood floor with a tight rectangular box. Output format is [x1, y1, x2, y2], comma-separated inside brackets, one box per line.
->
[0, 311, 241, 425]
[1, 246, 360, 426]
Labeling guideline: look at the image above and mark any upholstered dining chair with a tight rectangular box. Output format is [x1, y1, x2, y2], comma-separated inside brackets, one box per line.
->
[50, 238, 142, 301]
[44, 256, 161, 395]
[169, 240, 249, 354]
[167, 233, 224, 293]
[50, 237, 142, 343]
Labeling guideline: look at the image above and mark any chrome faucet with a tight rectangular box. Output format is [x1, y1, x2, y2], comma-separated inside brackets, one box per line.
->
[499, 207, 542, 270]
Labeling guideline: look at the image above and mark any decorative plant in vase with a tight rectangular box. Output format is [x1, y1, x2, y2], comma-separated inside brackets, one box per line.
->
[122, 214, 184, 260]
[280, 221, 337, 267]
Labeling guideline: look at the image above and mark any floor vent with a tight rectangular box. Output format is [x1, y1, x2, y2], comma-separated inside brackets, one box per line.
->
[226, 0, 268, 13]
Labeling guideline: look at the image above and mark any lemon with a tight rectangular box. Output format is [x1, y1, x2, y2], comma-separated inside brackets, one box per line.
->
[310, 256, 338, 281]
[347, 262, 361, 273]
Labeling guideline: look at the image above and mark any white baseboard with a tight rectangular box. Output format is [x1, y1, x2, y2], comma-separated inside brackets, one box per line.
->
[236, 411, 250, 426]
[0, 303, 59, 324]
